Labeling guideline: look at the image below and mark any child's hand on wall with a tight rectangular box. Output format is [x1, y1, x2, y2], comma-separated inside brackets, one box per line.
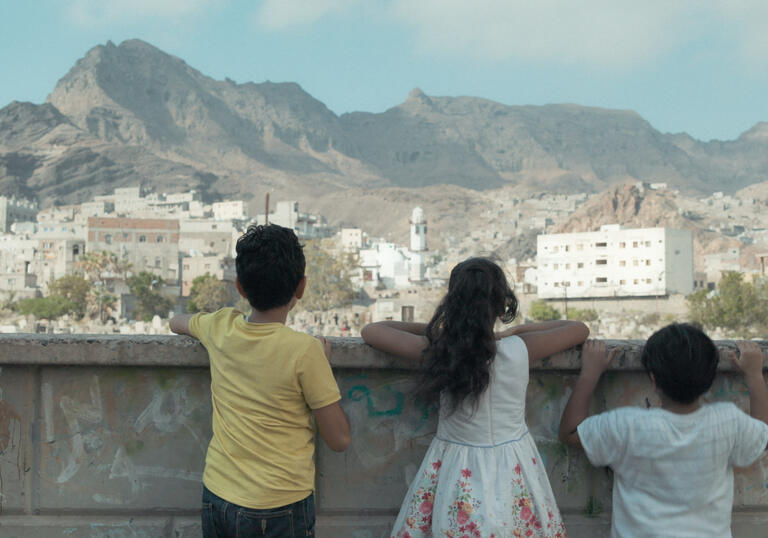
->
[580, 340, 618, 380]
[732, 341, 765, 381]
[317, 336, 332, 360]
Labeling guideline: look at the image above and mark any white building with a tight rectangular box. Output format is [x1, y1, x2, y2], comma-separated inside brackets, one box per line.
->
[341, 228, 364, 252]
[0, 196, 38, 232]
[536, 225, 693, 299]
[409, 207, 427, 283]
[212, 201, 247, 221]
[258, 201, 332, 239]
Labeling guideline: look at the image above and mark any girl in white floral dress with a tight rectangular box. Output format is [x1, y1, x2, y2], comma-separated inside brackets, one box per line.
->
[361, 258, 589, 538]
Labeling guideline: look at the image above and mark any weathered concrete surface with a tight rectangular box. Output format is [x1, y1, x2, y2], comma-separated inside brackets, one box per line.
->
[0, 336, 765, 537]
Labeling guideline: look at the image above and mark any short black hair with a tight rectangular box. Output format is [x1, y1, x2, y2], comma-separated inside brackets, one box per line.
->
[235, 224, 305, 311]
[641, 323, 719, 404]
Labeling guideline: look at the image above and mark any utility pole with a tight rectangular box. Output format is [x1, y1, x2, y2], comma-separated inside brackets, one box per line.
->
[265, 193, 270, 225]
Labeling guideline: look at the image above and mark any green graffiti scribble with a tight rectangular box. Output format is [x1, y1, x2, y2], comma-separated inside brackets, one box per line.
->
[348, 385, 404, 417]
[584, 496, 604, 517]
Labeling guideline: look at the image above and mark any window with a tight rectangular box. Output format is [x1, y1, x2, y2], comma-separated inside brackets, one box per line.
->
[675, 249, 680, 255]
[646, 278, 652, 284]
[565, 245, 570, 252]
[577, 262, 584, 269]
[619, 242, 626, 248]
[553, 246, 559, 253]
[619, 279, 626, 285]
[123, 233, 130, 240]
[633, 259, 639, 266]
[554, 282, 560, 287]
[577, 244, 584, 251]
[633, 279, 639, 284]
[619, 260, 626, 267]
[644, 241, 651, 247]
[157, 236, 164, 243]
[646, 259, 651, 266]
[73, 245, 79, 255]
[105, 234, 112, 245]
[596, 259, 607, 265]
[596, 277, 608, 283]
[565, 263, 570, 269]
[183, 264, 190, 270]
[155, 257, 161, 267]
[595, 242, 607, 247]
[139, 235, 146, 242]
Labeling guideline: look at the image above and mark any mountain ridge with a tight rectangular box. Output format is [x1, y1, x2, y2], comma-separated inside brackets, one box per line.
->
[0, 39, 765, 207]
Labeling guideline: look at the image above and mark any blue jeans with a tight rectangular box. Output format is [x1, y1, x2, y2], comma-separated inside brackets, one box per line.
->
[202, 486, 315, 537]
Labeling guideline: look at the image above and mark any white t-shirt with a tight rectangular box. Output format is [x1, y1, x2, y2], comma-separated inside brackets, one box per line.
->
[577, 402, 768, 538]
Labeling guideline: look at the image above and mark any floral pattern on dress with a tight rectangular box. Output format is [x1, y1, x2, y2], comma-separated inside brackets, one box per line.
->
[444, 468, 483, 538]
[499, 461, 567, 538]
[394, 458, 442, 538]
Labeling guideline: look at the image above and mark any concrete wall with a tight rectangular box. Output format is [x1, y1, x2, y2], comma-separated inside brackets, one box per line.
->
[0, 335, 766, 537]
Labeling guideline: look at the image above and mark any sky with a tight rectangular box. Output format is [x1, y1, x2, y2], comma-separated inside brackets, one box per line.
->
[1, 0, 767, 141]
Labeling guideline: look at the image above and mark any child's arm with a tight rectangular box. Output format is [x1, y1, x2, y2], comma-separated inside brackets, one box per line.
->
[312, 336, 351, 452]
[496, 319, 585, 339]
[732, 341, 768, 426]
[313, 402, 351, 452]
[514, 320, 590, 363]
[360, 321, 428, 360]
[559, 339, 619, 447]
[169, 314, 195, 337]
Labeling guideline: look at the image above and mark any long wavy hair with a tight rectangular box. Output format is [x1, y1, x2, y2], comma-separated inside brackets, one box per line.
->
[416, 257, 518, 413]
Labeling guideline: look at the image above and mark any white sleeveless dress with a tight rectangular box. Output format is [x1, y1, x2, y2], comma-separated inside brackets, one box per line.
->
[391, 336, 567, 538]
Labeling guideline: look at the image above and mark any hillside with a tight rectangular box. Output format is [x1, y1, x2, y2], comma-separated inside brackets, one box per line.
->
[0, 39, 766, 208]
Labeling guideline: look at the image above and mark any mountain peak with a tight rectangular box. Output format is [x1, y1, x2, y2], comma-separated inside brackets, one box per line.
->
[402, 87, 434, 111]
[740, 122, 768, 141]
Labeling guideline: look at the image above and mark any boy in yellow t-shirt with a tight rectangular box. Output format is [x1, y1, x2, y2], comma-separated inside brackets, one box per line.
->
[170, 224, 350, 538]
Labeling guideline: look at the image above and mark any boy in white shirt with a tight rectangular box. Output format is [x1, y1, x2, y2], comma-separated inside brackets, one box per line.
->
[559, 324, 768, 538]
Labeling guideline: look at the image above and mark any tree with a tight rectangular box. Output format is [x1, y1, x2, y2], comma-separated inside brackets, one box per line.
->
[127, 272, 173, 321]
[16, 296, 74, 320]
[77, 250, 133, 321]
[529, 300, 561, 321]
[567, 308, 598, 322]
[687, 272, 768, 337]
[187, 274, 232, 313]
[48, 275, 91, 319]
[297, 240, 357, 312]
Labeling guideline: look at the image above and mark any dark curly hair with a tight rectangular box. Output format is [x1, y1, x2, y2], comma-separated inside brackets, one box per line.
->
[235, 224, 305, 311]
[641, 323, 719, 404]
[416, 257, 518, 413]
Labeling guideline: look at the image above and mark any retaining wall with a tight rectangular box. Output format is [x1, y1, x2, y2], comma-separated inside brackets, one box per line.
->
[0, 335, 766, 537]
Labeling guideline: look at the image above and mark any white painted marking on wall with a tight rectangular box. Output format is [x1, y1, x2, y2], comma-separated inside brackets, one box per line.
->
[57, 375, 103, 483]
[42, 382, 55, 443]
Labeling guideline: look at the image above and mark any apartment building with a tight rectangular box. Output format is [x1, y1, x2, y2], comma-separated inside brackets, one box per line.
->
[536, 225, 693, 299]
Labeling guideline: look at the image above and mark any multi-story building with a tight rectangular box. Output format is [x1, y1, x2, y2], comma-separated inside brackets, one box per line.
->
[179, 220, 238, 257]
[180, 255, 236, 297]
[212, 201, 247, 221]
[258, 201, 331, 239]
[0, 196, 38, 232]
[536, 225, 693, 299]
[340, 228, 364, 252]
[87, 217, 180, 284]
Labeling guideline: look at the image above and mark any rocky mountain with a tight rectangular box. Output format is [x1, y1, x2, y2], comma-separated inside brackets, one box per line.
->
[1, 39, 767, 207]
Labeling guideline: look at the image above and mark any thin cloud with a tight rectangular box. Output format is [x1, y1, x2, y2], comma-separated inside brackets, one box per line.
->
[66, 0, 223, 26]
[390, 0, 768, 67]
[256, 0, 362, 30]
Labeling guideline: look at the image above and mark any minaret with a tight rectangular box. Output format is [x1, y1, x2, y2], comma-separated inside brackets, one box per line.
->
[409, 207, 427, 282]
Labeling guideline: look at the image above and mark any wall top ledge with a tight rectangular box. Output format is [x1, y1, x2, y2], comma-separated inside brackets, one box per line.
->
[0, 334, 764, 370]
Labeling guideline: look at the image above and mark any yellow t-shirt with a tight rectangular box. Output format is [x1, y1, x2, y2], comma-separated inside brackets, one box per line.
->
[189, 308, 341, 509]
